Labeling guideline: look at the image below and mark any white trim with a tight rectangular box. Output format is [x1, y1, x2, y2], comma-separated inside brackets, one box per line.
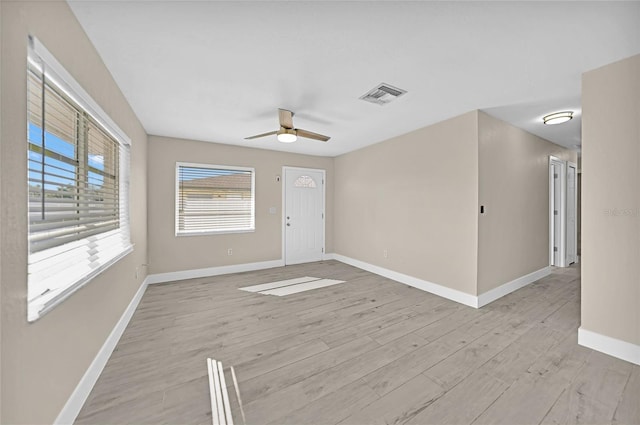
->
[175, 162, 256, 237]
[27, 38, 133, 322]
[323, 253, 337, 261]
[476, 267, 552, 308]
[329, 254, 551, 309]
[282, 166, 326, 266]
[29, 36, 130, 146]
[578, 327, 640, 366]
[31, 245, 134, 322]
[549, 156, 567, 267]
[54, 276, 150, 425]
[146, 259, 284, 285]
[566, 161, 578, 265]
[330, 254, 479, 308]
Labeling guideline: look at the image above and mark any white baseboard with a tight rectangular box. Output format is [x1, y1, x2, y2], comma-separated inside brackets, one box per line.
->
[146, 259, 285, 285]
[578, 327, 640, 366]
[55, 259, 283, 423]
[329, 253, 478, 308]
[329, 254, 551, 309]
[54, 276, 150, 425]
[476, 267, 552, 308]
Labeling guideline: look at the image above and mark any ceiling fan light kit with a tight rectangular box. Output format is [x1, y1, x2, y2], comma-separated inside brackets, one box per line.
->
[543, 111, 573, 125]
[245, 109, 330, 143]
[277, 130, 297, 143]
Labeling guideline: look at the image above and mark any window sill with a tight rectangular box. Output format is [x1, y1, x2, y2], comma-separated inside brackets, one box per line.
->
[28, 244, 134, 322]
[175, 229, 255, 237]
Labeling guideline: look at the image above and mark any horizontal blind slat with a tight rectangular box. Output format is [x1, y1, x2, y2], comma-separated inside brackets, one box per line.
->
[30, 223, 120, 253]
[177, 165, 254, 233]
[26, 44, 132, 321]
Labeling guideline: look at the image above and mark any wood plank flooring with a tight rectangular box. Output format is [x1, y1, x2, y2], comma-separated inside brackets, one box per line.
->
[75, 261, 640, 425]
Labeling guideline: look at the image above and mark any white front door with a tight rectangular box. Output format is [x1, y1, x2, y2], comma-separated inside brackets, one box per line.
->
[284, 168, 325, 265]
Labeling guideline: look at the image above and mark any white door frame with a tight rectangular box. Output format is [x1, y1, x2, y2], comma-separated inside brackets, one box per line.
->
[281, 166, 326, 265]
[566, 161, 578, 265]
[549, 156, 567, 267]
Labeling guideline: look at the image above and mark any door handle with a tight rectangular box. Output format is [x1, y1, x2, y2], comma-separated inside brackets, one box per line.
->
[286, 223, 290, 226]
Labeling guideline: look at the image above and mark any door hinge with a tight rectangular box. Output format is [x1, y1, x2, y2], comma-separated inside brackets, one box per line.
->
[322, 213, 324, 219]
[554, 173, 559, 179]
[554, 247, 558, 252]
[554, 210, 558, 215]
[322, 248, 324, 253]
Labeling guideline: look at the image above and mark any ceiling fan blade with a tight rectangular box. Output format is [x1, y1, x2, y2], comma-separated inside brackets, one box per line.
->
[278, 109, 294, 129]
[296, 128, 330, 142]
[244, 130, 278, 140]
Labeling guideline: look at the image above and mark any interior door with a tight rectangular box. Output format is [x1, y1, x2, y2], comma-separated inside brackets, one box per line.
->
[284, 168, 324, 265]
[550, 160, 564, 267]
[566, 162, 577, 265]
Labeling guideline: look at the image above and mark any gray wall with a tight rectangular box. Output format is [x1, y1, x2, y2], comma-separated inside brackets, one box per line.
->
[147, 135, 334, 274]
[334, 111, 480, 295]
[0, 3, 595, 421]
[582, 53, 640, 347]
[0, 2, 148, 423]
[477, 111, 577, 293]
[333, 109, 577, 298]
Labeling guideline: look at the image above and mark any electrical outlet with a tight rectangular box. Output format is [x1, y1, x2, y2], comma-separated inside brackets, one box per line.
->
[227, 248, 233, 256]
[383, 249, 388, 258]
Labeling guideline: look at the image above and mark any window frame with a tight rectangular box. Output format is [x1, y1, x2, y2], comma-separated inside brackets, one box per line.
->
[175, 162, 256, 236]
[27, 36, 132, 322]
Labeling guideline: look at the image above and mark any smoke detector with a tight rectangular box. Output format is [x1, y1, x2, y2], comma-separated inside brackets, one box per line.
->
[359, 83, 407, 105]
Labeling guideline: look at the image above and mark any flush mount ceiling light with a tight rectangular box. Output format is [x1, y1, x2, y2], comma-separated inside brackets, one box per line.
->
[543, 111, 573, 125]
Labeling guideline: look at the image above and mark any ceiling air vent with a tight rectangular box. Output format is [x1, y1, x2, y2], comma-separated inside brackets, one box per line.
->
[359, 83, 407, 105]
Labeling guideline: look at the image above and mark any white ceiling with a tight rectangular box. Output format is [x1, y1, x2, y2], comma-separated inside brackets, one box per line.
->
[67, 1, 640, 157]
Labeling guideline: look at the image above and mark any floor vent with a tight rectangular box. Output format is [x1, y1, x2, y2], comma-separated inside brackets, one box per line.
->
[359, 82, 407, 105]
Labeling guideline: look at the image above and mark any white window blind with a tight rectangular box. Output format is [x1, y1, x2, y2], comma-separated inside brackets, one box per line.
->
[176, 163, 255, 235]
[27, 37, 132, 322]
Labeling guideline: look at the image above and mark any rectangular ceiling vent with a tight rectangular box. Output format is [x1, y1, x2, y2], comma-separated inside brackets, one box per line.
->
[359, 83, 407, 105]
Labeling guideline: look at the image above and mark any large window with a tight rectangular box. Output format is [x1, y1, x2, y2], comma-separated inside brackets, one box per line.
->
[27, 37, 132, 321]
[176, 163, 255, 235]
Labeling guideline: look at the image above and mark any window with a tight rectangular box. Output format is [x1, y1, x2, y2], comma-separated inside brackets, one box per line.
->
[176, 163, 255, 235]
[27, 37, 132, 321]
[293, 175, 317, 188]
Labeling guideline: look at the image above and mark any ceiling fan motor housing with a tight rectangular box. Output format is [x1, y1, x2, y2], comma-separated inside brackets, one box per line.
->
[278, 127, 296, 136]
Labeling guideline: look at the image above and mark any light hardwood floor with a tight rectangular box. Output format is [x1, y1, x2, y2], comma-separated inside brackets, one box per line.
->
[75, 261, 640, 425]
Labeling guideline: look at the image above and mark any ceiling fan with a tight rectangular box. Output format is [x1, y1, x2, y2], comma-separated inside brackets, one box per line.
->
[245, 109, 330, 143]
